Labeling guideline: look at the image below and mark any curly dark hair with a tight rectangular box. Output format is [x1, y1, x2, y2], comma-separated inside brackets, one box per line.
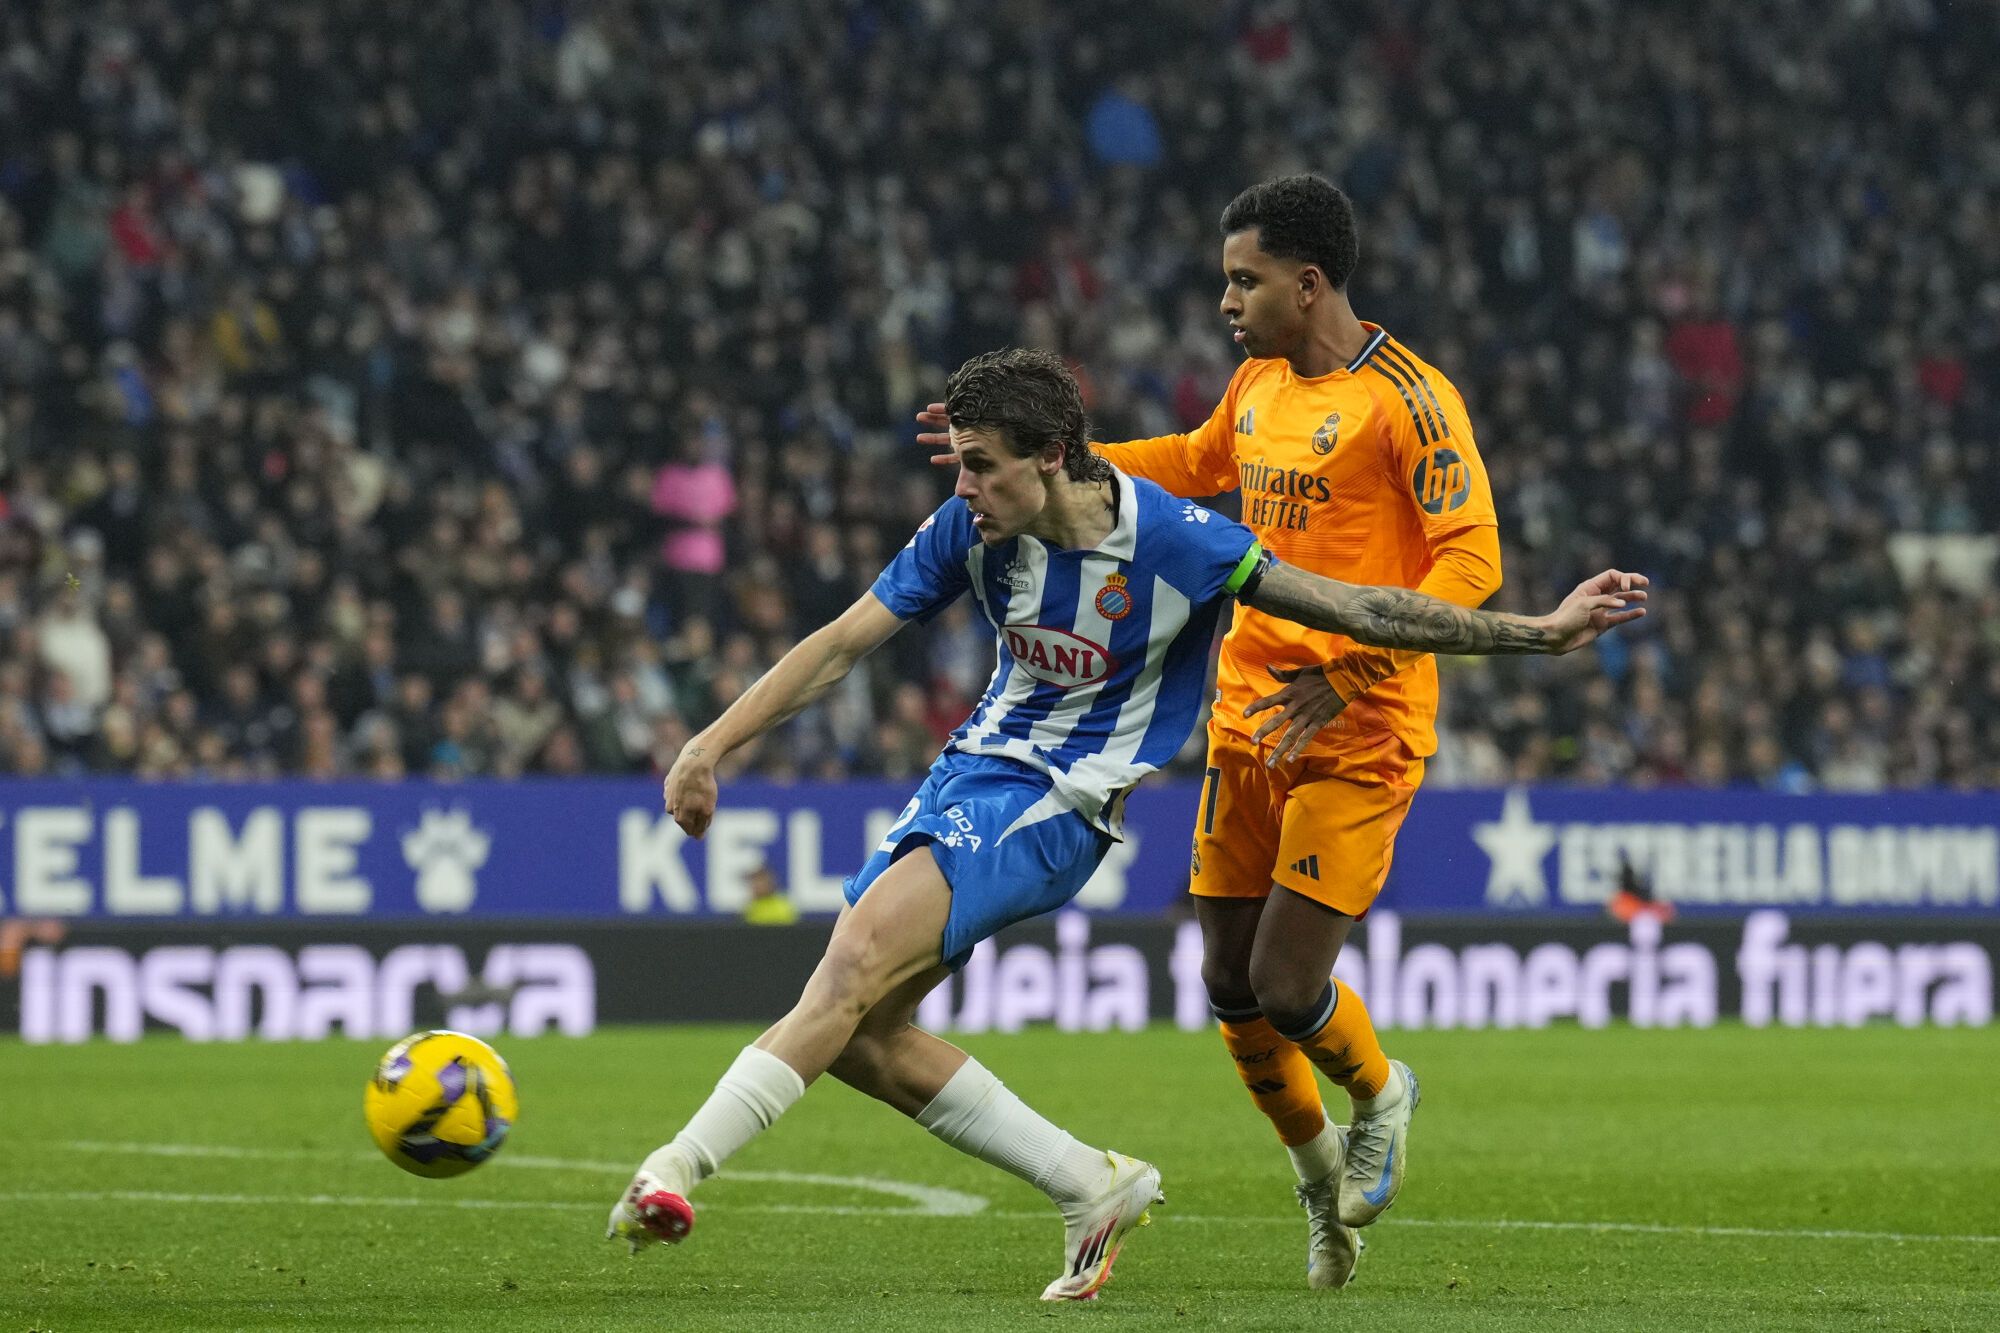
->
[944, 348, 1110, 483]
[1220, 174, 1359, 290]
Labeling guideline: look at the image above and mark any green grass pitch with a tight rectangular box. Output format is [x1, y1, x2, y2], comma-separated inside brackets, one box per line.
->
[4, 1024, 1997, 1331]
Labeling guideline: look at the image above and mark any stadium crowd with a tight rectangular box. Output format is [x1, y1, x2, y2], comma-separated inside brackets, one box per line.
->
[0, 0, 1996, 790]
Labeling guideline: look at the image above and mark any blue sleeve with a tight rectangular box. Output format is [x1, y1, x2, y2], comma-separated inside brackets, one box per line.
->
[1160, 497, 1262, 604]
[871, 501, 974, 623]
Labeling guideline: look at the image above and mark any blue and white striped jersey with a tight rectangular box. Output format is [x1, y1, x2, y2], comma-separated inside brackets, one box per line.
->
[871, 469, 1264, 836]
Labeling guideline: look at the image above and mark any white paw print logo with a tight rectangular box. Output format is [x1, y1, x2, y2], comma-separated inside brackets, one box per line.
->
[936, 807, 983, 852]
[1180, 503, 1210, 524]
[403, 809, 492, 913]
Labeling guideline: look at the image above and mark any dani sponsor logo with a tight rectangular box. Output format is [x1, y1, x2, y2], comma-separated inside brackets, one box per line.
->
[1003, 625, 1115, 688]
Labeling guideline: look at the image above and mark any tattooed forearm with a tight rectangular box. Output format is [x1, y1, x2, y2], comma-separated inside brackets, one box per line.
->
[1245, 564, 1554, 655]
[1344, 587, 1551, 653]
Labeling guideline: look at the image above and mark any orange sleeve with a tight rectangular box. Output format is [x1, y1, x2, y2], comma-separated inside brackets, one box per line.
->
[1322, 364, 1502, 702]
[1383, 365, 1497, 538]
[1091, 371, 1242, 497]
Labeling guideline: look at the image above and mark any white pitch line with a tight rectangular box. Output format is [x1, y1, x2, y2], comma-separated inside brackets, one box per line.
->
[60, 1141, 288, 1159]
[59, 1140, 605, 1167]
[0, 1191, 957, 1219]
[35, 1144, 2000, 1248]
[1390, 1217, 2000, 1246]
[980, 1210, 2000, 1247]
[48, 1141, 986, 1217]
[10, 1189, 2000, 1248]
[1, 1191, 601, 1213]
[59, 1140, 650, 1174]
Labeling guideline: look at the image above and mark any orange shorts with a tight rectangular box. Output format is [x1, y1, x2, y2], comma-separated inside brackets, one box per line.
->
[1187, 717, 1425, 917]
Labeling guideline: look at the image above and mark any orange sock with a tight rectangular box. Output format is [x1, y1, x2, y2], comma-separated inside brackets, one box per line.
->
[1216, 1015, 1326, 1147]
[1275, 978, 1391, 1101]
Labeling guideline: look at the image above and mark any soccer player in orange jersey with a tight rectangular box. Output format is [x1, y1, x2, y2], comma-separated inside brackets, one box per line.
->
[918, 175, 1527, 1288]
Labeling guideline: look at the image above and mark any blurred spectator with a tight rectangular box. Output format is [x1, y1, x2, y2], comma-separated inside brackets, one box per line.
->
[743, 865, 801, 928]
[654, 432, 736, 625]
[0, 0, 1994, 793]
[36, 584, 111, 710]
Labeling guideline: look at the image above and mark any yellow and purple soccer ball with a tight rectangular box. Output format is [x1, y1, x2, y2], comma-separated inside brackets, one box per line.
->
[363, 1030, 519, 1178]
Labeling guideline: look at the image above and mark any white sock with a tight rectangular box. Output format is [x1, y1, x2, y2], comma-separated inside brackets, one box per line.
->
[1285, 1117, 1341, 1184]
[643, 1046, 806, 1191]
[1351, 1062, 1405, 1119]
[915, 1058, 1112, 1207]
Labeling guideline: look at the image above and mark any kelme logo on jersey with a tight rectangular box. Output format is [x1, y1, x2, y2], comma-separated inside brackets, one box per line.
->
[1003, 625, 1116, 688]
[1412, 446, 1471, 514]
[1310, 411, 1341, 456]
[1093, 573, 1133, 621]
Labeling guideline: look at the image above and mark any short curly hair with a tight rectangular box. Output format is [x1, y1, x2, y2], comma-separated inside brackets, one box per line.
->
[1220, 174, 1358, 290]
[944, 348, 1110, 483]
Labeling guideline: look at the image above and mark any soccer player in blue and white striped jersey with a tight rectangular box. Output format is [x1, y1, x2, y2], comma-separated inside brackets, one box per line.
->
[610, 348, 1646, 1300]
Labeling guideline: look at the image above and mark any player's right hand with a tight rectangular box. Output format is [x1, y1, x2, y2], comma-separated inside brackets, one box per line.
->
[1540, 569, 1650, 653]
[664, 743, 719, 838]
[1243, 664, 1350, 767]
[915, 402, 952, 466]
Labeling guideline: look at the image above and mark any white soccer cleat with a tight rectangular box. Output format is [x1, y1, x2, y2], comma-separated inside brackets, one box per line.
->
[1297, 1127, 1363, 1289]
[1340, 1060, 1420, 1227]
[1038, 1152, 1164, 1302]
[606, 1164, 696, 1254]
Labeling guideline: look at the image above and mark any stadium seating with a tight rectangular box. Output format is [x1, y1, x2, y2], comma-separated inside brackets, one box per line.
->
[0, 0, 1993, 789]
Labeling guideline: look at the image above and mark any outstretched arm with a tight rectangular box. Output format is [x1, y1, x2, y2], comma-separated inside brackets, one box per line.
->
[1241, 562, 1646, 656]
[1318, 524, 1503, 697]
[665, 592, 905, 837]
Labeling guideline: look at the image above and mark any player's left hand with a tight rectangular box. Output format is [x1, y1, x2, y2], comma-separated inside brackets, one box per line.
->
[1539, 569, 1650, 653]
[915, 402, 952, 466]
[1243, 664, 1350, 767]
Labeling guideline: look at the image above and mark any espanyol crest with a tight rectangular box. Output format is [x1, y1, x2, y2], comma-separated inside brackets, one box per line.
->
[1094, 572, 1133, 621]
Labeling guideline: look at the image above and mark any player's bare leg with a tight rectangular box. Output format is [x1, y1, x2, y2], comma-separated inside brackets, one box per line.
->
[613, 848, 1162, 1297]
[757, 851, 955, 1078]
[611, 849, 952, 1251]
[828, 917, 1164, 1300]
[823, 967, 957, 1109]
[1248, 888, 1417, 1229]
[1198, 896, 1360, 1288]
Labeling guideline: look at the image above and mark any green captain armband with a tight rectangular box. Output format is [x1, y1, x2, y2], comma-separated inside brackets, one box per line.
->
[1225, 543, 1275, 599]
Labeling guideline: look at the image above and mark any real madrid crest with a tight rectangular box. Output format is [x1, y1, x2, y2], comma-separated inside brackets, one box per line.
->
[1094, 572, 1133, 620]
[1310, 411, 1342, 456]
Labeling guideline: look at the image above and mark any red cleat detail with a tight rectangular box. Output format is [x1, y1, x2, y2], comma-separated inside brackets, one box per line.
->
[634, 1189, 695, 1243]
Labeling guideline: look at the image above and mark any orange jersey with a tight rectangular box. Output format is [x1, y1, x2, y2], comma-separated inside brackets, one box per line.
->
[1095, 326, 1499, 760]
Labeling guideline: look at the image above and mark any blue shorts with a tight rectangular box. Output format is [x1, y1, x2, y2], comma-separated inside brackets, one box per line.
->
[843, 751, 1111, 970]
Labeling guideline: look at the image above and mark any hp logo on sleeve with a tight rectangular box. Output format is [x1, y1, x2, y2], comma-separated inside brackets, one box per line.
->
[1411, 447, 1471, 515]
